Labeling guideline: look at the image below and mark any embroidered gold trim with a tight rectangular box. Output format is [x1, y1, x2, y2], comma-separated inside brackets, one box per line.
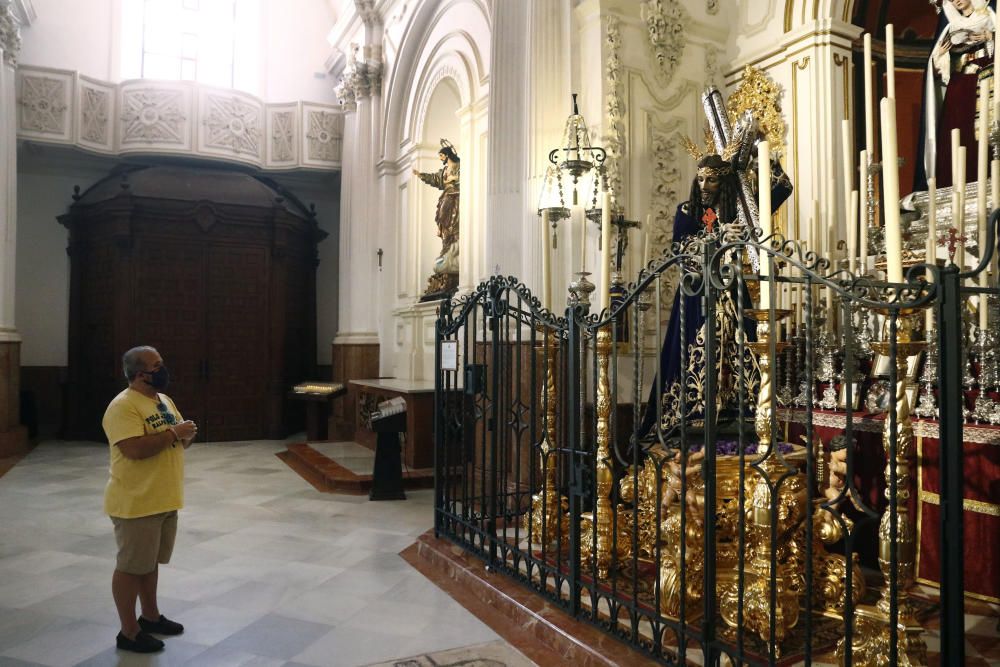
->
[918, 491, 1000, 517]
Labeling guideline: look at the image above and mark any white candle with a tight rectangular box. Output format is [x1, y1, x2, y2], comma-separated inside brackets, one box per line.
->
[881, 98, 904, 283]
[957, 147, 967, 269]
[927, 178, 937, 332]
[848, 189, 859, 274]
[811, 199, 822, 256]
[886, 24, 896, 100]
[995, 28, 1000, 117]
[759, 141, 772, 309]
[992, 159, 999, 281]
[952, 128, 961, 186]
[842, 119, 853, 241]
[600, 192, 612, 310]
[860, 149, 869, 274]
[864, 33, 875, 156]
[541, 210, 552, 309]
[979, 79, 990, 269]
[579, 207, 587, 273]
[644, 214, 652, 269]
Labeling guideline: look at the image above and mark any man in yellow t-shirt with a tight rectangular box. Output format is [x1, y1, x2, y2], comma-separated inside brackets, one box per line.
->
[103, 346, 198, 654]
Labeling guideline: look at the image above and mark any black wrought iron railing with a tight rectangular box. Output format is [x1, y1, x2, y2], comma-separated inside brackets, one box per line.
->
[432, 212, 999, 666]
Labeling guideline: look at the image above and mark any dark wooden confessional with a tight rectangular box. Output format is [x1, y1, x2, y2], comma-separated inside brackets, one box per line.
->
[61, 165, 326, 442]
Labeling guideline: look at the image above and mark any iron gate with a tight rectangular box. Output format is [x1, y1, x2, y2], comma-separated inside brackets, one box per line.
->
[433, 217, 989, 665]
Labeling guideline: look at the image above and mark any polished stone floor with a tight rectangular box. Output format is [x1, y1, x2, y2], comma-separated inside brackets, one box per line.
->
[0, 438, 535, 667]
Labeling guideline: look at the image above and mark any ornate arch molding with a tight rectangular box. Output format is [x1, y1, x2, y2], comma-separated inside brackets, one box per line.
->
[381, 0, 490, 162]
[783, 0, 855, 32]
[408, 39, 480, 146]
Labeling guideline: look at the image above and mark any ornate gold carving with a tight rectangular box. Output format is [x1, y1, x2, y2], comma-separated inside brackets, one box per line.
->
[727, 66, 787, 158]
[525, 331, 569, 546]
[580, 326, 631, 578]
[838, 312, 928, 666]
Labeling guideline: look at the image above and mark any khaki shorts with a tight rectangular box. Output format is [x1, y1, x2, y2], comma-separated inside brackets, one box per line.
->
[111, 511, 177, 575]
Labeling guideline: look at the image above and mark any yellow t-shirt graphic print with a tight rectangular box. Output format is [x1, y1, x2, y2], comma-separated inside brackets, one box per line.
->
[103, 388, 185, 518]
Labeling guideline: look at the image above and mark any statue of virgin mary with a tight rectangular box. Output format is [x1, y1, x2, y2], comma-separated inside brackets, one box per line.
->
[920, 0, 997, 188]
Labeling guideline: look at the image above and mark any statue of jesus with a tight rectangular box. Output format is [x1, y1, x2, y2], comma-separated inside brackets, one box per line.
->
[413, 139, 460, 300]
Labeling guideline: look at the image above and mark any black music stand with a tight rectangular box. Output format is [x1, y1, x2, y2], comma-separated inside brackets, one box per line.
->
[369, 411, 407, 500]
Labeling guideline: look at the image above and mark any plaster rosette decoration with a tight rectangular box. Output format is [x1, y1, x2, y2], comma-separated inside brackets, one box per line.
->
[640, 0, 688, 88]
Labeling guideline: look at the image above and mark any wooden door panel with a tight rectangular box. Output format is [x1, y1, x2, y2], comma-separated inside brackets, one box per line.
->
[132, 237, 207, 432]
[205, 244, 269, 441]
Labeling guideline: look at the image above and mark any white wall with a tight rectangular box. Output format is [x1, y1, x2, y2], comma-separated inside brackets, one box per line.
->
[261, 0, 337, 103]
[15, 147, 112, 367]
[272, 172, 341, 365]
[19, 0, 337, 104]
[19, 0, 115, 79]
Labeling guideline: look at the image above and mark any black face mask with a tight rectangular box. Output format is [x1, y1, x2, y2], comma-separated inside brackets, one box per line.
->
[142, 366, 170, 391]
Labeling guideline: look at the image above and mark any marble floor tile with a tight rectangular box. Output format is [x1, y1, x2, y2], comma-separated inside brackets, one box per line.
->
[0, 439, 534, 667]
[0, 619, 118, 667]
[211, 614, 331, 660]
[72, 637, 210, 667]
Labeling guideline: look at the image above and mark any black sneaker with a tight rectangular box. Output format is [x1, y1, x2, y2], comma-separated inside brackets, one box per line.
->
[116, 630, 164, 653]
[138, 614, 184, 636]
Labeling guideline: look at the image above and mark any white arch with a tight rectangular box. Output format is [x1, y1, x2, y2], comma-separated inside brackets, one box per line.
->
[380, 0, 490, 163]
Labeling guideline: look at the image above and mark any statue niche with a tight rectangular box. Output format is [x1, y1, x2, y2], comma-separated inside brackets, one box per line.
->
[413, 138, 460, 301]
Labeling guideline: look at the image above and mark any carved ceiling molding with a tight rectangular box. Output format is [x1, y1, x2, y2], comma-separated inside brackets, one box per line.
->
[640, 0, 688, 88]
[122, 88, 187, 144]
[202, 93, 262, 157]
[0, 2, 21, 67]
[604, 15, 626, 213]
[80, 86, 110, 145]
[355, 0, 380, 26]
[17, 74, 67, 134]
[649, 118, 686, 316]
[305, 109, 344, 162]
[705, 44, 721, 88]
[334, 43, 384, 109]
[270, 109, 296, 163]
[15, 65, 342, 171]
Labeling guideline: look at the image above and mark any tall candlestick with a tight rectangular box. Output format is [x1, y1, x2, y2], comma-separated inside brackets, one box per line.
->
[759, 141, 772, 309]
[860, 149, 869, 274]
[600, 192, 612, 310]
[881, 98, 904, 283]
[864, 33, 875, 156]
[849, 189, 859, 274]
[542, 210, 552, 309]
[927, 178, 937, 333]
[886, 24, 896, 100]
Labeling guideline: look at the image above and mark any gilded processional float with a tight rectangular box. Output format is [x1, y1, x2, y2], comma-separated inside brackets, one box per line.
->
[432, 28, 998, 667]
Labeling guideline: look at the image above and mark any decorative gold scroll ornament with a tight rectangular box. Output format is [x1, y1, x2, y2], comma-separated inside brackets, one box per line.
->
[727, 65, 786, 158]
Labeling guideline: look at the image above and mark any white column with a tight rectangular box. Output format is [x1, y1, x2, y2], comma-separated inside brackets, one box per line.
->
[730, 18, 861, 247]
[0, 3, 20, 344]
[334, 38, 380, 347]
[485, 0, 529, 278]
[526, 0, 571, 309]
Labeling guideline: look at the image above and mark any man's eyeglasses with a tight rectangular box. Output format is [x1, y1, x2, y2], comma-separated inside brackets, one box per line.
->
[156, 402, 177, 426]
